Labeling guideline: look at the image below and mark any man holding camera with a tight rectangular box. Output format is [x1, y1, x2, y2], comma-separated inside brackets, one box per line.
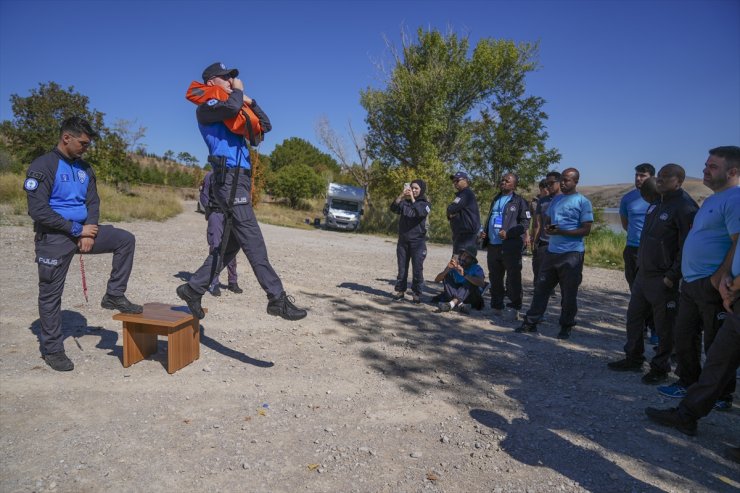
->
[434, 245, 486, 313]
[177, 62, 306, 321]
[517, 168, 593, 339]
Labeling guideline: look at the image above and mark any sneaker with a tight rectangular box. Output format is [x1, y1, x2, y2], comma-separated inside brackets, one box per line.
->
[43, 351, 74, 372]
[210, 285, 221, 297]
[644, 407, 697, 436]
[267, 292, 307, 321]
[227, 283, 243, 294]
[607, 358, 644, 372]
[176, 283, 205, 320]
[657, 382, 687, 399]
[456, 303, 471, 314]
[641, 368, 669, 384]
[556, 326, 572, 340]
[101, 294, 143, 314]
[410, 293, 421, 304]
[713, 399, 733, 412]
[515, 322, 537, 333]
[437, 302, 452, 312]
[391, 291, 405, 301]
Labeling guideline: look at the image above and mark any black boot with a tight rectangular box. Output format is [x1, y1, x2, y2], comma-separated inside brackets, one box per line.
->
[644, 407, 697, 436]
[267, 292, 307, 321]
[101, 294, 143, 314]
[177, 284, 205, 319]
[43, 351, 74, 372]
[227, 282, 243, 294]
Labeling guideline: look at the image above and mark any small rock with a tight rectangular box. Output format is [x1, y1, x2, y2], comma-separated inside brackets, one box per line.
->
[410, 451, 422, 458]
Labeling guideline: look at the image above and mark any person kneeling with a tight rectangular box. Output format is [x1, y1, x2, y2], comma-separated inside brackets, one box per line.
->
[433, 246, 486, 314]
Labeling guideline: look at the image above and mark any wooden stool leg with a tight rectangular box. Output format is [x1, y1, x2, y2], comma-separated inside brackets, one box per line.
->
[167, 322, 198, 374]
[123, 322, 158, 367]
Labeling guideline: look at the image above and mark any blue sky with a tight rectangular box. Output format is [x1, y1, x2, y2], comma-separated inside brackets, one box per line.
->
[1, 0, 738, 185]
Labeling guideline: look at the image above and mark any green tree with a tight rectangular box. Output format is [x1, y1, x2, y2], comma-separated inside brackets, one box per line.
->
[177, 151, 199, 167]
[163, 150, 175, 161]
[0, 82, 105, 164]
[268, 163, 325, 208]
[270, 137, 340, 178]
[86, 131, 141, 188]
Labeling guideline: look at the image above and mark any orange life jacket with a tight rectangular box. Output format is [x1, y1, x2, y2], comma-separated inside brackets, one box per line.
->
[185, 81, 263, 146]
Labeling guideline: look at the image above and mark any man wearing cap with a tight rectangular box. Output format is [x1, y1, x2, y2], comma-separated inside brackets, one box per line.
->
[177, 62, 306, 321]
[480, 173, 530, 313]
[517, 168, 593, 339]
[433, 245, 486, 313]
[25, 116, 143, 371]
[446, 171, 481, 255]
[531, 171, 561, 285]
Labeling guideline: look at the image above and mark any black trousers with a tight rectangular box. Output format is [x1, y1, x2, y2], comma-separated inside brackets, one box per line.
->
[623, 245, 654, 331]
[524, 251, 584, 328]
[35, 225, 136, 355]
[680, 307, 740, 420]
[532, 241, 548, 285]
[395, 237, 427, 294]
[673, 277, 735, 400]
[189, 201, 283, 300]
[623, 273, 678, 372]
[487, 244, 523, 309]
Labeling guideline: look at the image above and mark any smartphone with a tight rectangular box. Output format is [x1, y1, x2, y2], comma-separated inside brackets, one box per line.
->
[404, 182, 411, 189]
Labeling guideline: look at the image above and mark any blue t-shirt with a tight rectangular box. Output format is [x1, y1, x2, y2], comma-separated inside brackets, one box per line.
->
[452, 262, 485, 285]
[731, 241, 740, 278]
[619, 188, 649, 247]
[547, 193, 594, 254]
[682, 186, 740, 283]
[487, 194, 512, 245]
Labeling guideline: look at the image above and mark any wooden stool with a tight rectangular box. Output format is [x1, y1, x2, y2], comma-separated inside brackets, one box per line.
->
[113, 303, 206, 374]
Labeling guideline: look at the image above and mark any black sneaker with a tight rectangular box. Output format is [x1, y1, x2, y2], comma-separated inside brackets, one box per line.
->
[43, 351, 74, 371]
[210, 285, 221, 297]
[641, 368, 668, 384]
[176, 283, 205, 319]
[644, 407, 697, 436]
[267, 292, 307, 321]
[515, 322, 537, 333]
[607, 358, 645, 372]
[227, 283, 243, 294]
[101, 294, 143, 314]
[556, 326, 572, 339]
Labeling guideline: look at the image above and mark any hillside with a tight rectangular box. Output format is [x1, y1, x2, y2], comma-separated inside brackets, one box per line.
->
[579, 177, 710, 208]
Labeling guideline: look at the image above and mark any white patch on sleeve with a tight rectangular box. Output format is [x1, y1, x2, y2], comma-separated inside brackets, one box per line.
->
[525, 211, 531, 219]
[425, 205, 431, 214]
[207, 99, 218, 106]
[24, 178, 38, 191]
[453, 197, 461, 204]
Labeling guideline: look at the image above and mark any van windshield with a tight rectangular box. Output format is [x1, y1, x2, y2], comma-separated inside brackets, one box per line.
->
[331, 199, 359, 213]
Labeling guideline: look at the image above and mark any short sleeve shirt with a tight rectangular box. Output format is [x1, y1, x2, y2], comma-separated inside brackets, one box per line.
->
[547, 193, 594, 254]
[619, 188, 649, 247]
[682, 186, 740, 283]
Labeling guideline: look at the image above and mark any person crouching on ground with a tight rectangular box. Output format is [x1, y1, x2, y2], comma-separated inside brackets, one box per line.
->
[433, 245, 486, 314]
[390, 180, 431, 303]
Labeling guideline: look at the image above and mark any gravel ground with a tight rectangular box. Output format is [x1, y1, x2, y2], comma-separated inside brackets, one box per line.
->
[1, 201, 738, 493]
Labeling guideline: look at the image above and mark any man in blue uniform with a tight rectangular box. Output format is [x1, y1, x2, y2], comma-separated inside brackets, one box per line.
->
[657, 146, 739, 409]
[200, 171, 242, 296]
[177, 62, 306, 321]
[25, 117, 142, 372]
[531, 171, 561, 285]
[480, 173, 530, 312]
[517, 168, 593, 339]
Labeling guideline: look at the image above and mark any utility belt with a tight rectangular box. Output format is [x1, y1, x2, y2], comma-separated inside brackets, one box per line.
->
[208, 155, 252, 186]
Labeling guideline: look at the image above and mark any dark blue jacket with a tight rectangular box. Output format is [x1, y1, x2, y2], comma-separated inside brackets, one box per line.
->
[446, 187, 480, 236]
[25, 148, 99, 237]
[391, 198, 431, 241]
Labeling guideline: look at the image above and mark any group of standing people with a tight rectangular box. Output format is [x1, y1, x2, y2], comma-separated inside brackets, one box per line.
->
[391, 167, 596, 341]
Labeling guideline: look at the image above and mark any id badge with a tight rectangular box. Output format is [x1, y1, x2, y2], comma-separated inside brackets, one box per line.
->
[493, 215, 503, 228]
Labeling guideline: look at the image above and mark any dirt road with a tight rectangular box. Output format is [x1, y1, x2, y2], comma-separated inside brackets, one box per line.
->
[1, 203, 737, 492]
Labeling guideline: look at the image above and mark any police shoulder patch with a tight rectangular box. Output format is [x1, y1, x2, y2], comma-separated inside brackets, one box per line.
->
[453, 197, 461, 204]
[525, 211, 531, 219]
[27, 170, 45, 181]
[207, 99, 219, 106]
[24, 178, 39, 191]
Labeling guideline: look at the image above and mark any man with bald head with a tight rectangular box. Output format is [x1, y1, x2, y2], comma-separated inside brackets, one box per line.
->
[480, 173, 530, 314]
[517, 168, 593, 339]
[608, 164, 698, 384]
